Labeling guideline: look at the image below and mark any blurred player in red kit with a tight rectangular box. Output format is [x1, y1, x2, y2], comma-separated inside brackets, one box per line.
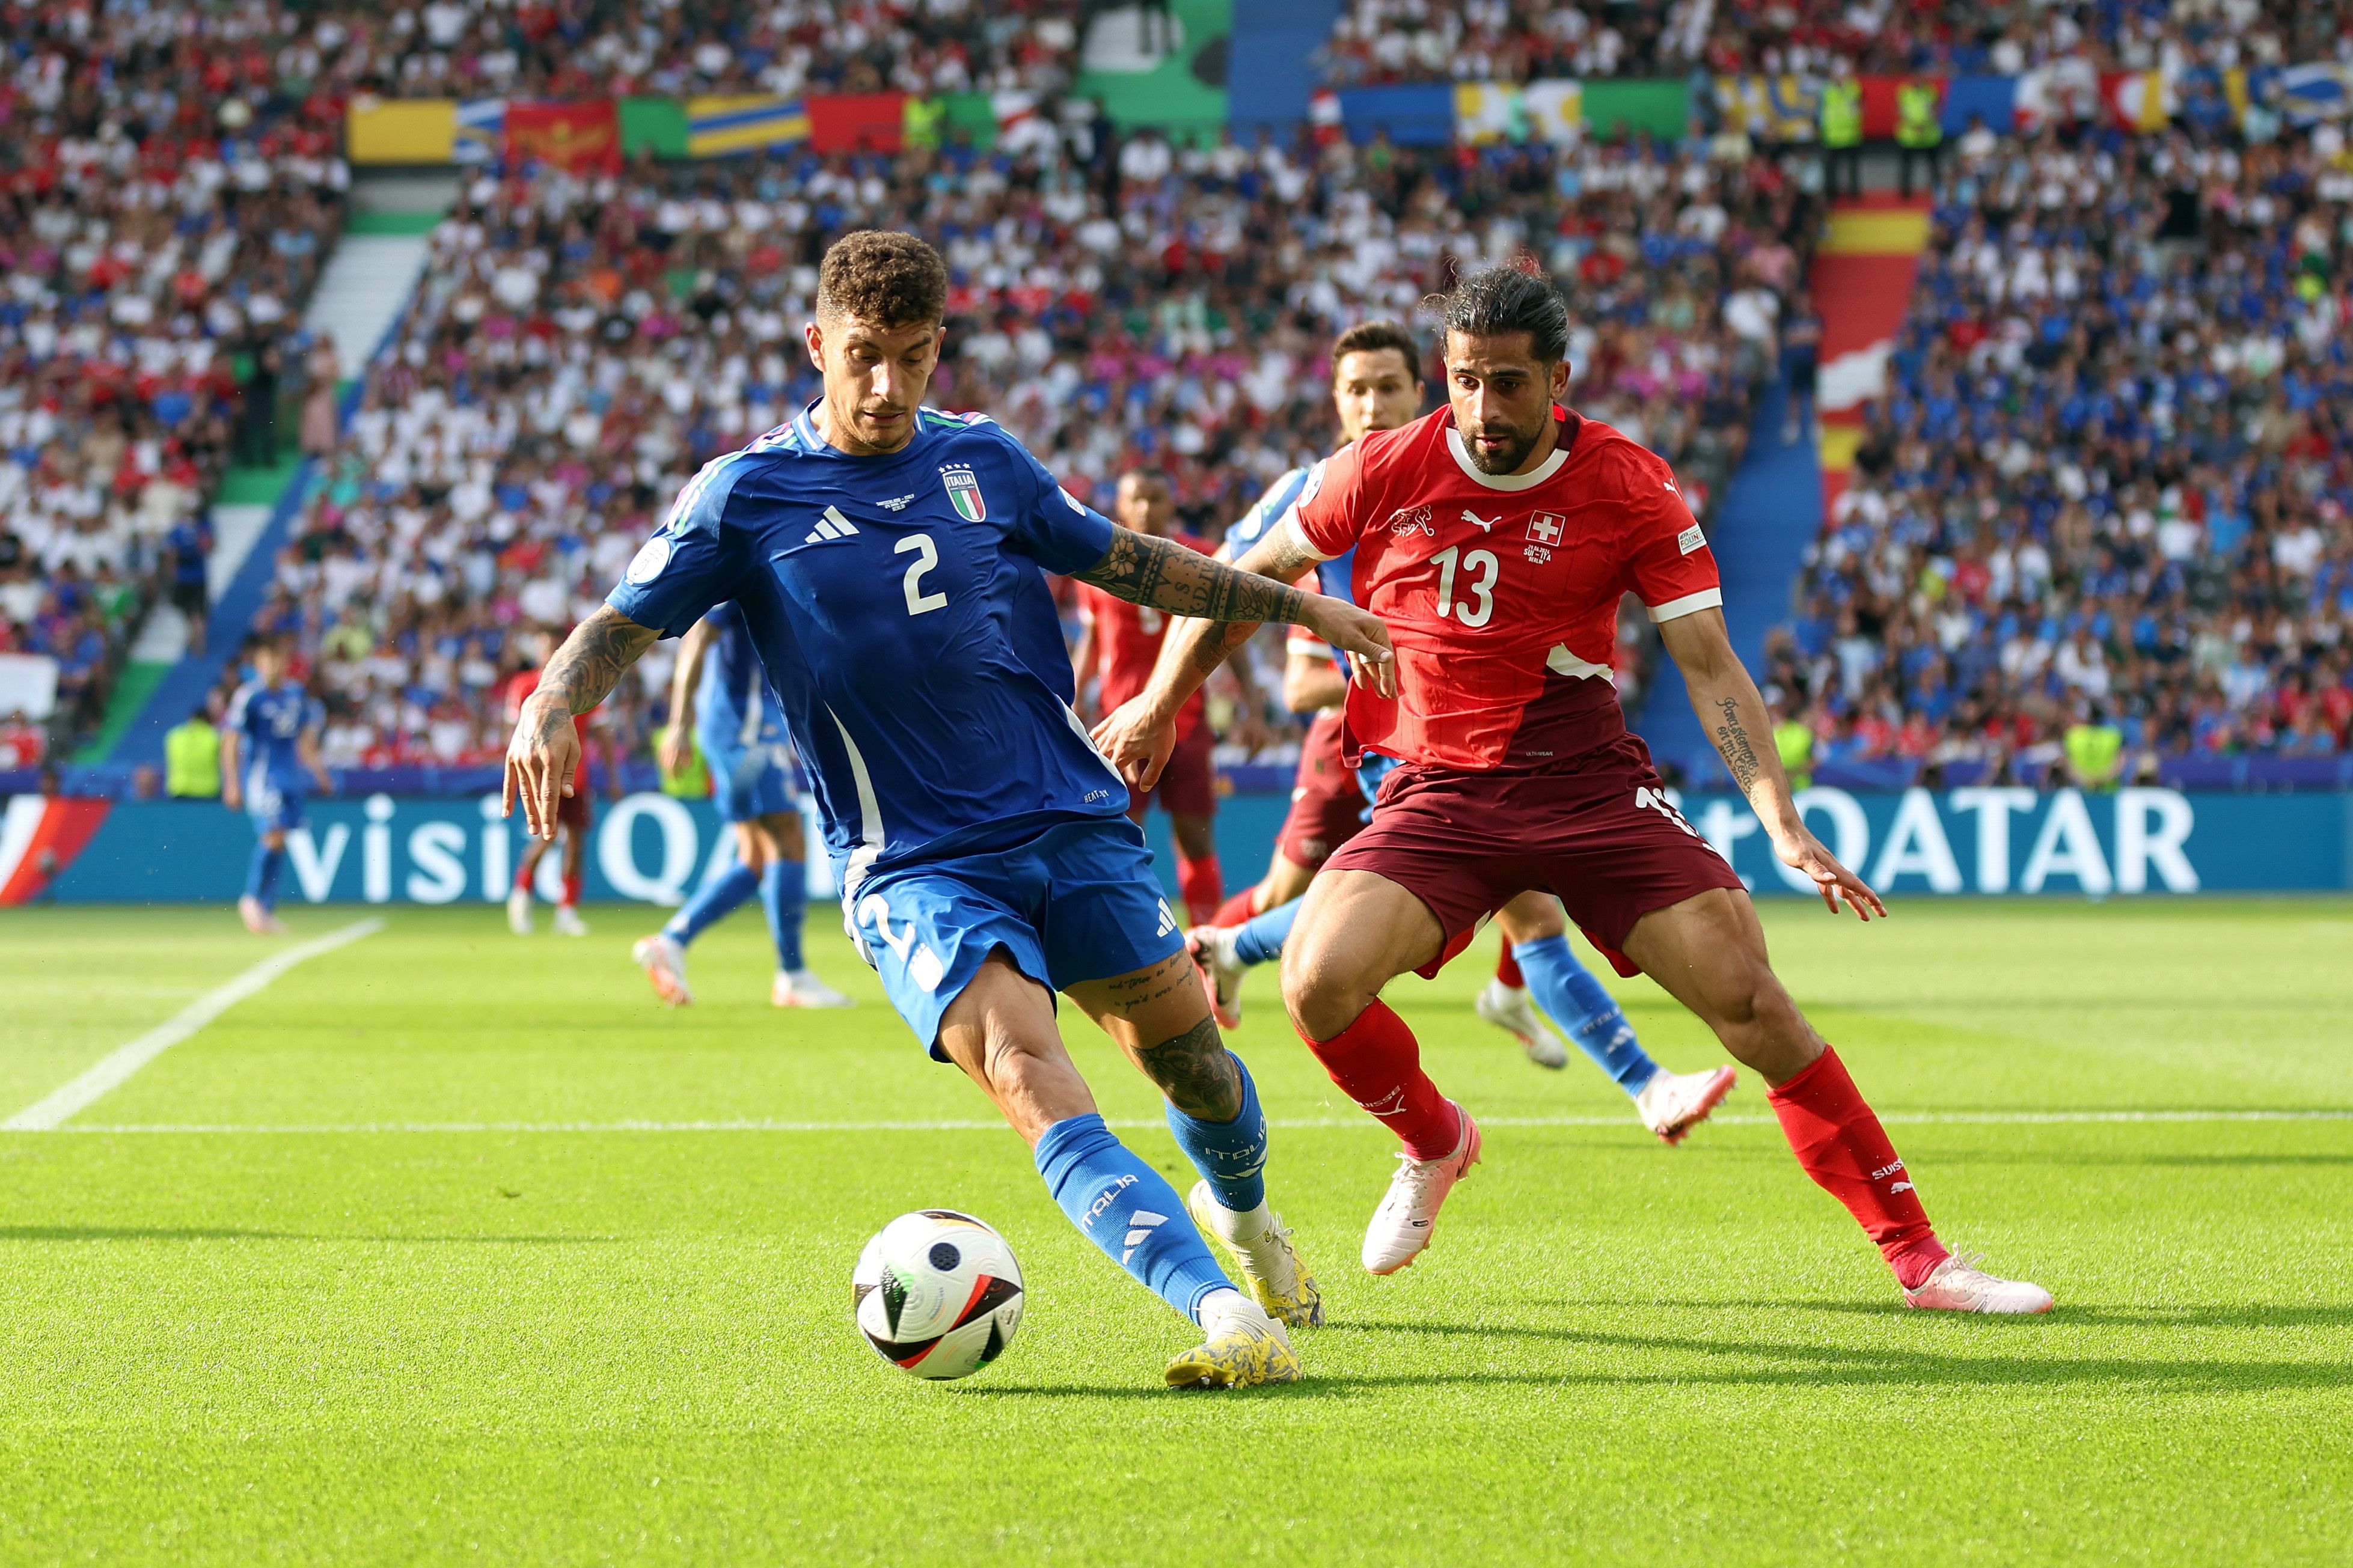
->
[1098, 266, 2051, 1313]
[502, 630, 616, 936]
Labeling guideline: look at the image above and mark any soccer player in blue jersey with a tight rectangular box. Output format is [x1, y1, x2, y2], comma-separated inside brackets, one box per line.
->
[504, 231, 1397, 1388]
[1122, 322, 1738, 1145]
[221, 637, 329, 935]
[631, 601, 853, 1009]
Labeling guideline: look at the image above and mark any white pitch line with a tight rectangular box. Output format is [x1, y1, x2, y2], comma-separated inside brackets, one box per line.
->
[2, 919, 385, 1132]
[29, 1109, 2353, 1135]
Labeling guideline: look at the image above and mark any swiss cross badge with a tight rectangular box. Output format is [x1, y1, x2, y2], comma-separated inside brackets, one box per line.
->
[1526, 511, 1565, 545]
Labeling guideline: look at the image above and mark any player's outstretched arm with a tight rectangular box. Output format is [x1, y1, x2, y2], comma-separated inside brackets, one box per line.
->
[659, 617, 715, 778]
[1088, 528, 1385, 786]
[504, 606, 661, 841]
[1658, 608, 1886, 922]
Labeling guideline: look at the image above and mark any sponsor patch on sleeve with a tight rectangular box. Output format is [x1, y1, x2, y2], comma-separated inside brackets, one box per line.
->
[1061, 486, 1086, 513]
[625, 535, 673, 584]
[1677, 523, 1706, 557]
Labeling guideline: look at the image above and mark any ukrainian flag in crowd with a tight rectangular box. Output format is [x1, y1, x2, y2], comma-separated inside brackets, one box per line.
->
[686, 96, 811, 157]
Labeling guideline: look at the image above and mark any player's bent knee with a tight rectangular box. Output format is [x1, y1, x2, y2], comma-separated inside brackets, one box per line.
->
[1278, 938, 1373, 1043]
[1136, 1014, 1241, 1121]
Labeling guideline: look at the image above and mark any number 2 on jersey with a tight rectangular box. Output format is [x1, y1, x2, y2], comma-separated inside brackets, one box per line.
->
[896, 533, 949, 615]
[1431, 546, 1498, 628]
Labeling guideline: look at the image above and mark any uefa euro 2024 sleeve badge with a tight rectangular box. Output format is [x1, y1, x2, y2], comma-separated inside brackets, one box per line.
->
[940, 464, 987, 522]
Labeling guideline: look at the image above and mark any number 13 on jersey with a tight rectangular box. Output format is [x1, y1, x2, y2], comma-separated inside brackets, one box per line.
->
[1431, 545, 1497, 628]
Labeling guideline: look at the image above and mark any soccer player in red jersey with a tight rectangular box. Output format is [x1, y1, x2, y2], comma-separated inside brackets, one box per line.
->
[501, 632, 614, 936]
[1100, 268, 2049, 1313]
[1071, 470, 1235, 924]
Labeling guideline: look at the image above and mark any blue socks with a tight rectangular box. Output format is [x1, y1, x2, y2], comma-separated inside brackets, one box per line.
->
[664, 859, 759, 947]
[1163, 1051, 1268, 1214]
[760, 859, 806, 971]
[1035, 1112, 1234, 1322]
[1514, 935, 1660, 1094]
[245, 841, 284, 911]
[1231, 895, 1304, 968]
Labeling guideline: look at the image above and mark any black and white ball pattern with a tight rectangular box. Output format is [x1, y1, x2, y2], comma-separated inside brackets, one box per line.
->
[852, 1210, 1025, 1380]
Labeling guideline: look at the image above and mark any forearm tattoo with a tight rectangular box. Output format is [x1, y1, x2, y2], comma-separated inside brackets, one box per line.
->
[532, 606, 659, 727]
[1134, 1016, 1243, 1122]
[1153, 528, 1328, 686]
[1714, 697, 1762, 795]
[1077, 529, 1308, 628]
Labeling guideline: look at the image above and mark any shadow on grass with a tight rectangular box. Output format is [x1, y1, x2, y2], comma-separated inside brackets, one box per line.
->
[0, 1225, 614, 1245]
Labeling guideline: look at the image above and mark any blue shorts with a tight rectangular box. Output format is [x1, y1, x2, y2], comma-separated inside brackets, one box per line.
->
[707, 740, 800, 823]
[845, 816, 1186, 1058]
[245, 771, 307, 834]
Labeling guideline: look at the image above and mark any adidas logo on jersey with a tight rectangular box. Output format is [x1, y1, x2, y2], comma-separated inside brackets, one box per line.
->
[1155, 899, 1178, 938]
[1121, 1209, 1166, 1266]
[804, 505, 862, 544]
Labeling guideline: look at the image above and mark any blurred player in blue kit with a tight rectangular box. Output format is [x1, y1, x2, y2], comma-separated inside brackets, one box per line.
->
[631, 600, 852, 1009]
[504, 231, 1398, 1388]
[221, 636, 329, 935]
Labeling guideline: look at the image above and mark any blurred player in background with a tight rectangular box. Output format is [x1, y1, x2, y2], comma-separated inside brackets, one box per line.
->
[221, 636, 329, 935]
[1146, 320, 1735, 1140]
[1107, 266, 2049, 1312]
[506, 231, 1400, 1387]
[503, 632, 614, 936]
[1069, 470, 1235, 924]
[631, 601, 852, 1009]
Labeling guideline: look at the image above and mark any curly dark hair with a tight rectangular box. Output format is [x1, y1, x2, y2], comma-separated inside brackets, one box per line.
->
[816, 230, 948, 328]
[1330, 319, 1423, 379]
[1430, 264, 1569, 364]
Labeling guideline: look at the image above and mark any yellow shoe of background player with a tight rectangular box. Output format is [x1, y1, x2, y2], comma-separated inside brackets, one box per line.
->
[1164, 1292, 1300, 1390]
[1186, 1180, 1325, 1329]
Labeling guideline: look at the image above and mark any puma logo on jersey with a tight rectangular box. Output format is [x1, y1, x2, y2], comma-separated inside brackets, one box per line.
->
[877, 493, 916, 511]
[1462, 508, 1498, 532]
[804, 505, 862, 544]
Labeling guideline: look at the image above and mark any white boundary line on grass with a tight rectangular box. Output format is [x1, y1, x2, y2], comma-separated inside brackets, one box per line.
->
[2, 919, 385, 1132]
[27, 1109, 2353, 1135]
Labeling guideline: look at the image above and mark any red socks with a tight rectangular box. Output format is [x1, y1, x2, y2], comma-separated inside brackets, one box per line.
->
[1211, 888, 1259, 927]
[1495, 945, 1524, 989]
[1767, 1046, 1948, 1287]
[561, 872, 583, 909]
[1175, 853, 1223, 927]
[1300, 999, 1460, 1160]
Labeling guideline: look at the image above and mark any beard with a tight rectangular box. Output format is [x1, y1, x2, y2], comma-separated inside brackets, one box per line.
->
[1461, 420, 1538, 475]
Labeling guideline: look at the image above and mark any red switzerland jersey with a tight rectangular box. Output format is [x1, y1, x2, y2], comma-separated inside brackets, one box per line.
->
[1077, 529, 1214, 737]
[1290, 407, 1721, 770]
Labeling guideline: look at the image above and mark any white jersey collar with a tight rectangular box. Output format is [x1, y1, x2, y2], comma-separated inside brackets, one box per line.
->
[1445, 412, 1574, 492]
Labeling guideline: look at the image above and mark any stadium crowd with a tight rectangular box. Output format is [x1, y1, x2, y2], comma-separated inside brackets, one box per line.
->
[0, 0, 354, 737]
[255, 120, 1807, 770]
[1767, 113, 2353, 782]
[1314, 0, 2327, 86]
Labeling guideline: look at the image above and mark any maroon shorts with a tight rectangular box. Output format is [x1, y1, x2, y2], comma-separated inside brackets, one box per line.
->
[1276, 711, 1367, 870]
[557, 788, 592, 832]
[1128, 720, 1217, 820]
[1322, 733, 1743, 979]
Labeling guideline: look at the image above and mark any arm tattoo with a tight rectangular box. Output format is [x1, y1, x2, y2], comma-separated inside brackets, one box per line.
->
[1076, 529, 1307, 627]
[1134, 1015, 1243, 1122]
[1713, 697, 1762, 795]
[1146, 526, 1329, 687]
[532, 606, 659, 724]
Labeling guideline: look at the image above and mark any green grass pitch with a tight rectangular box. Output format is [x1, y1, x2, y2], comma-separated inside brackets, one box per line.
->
[2, 898, 2348, 1564]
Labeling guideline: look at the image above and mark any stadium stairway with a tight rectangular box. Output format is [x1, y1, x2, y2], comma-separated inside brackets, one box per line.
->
[1631, 197, 1930, 786]
[92, 211, 439, 781]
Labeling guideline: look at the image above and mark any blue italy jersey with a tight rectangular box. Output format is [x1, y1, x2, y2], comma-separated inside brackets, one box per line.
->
[225, 680, 320, 788]
[694, 600, 789, 755]
[608, 404, 1127, 891]
[1225, 460, 1357, 671]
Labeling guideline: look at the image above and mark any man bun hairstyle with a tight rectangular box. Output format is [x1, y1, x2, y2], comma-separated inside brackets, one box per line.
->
[1330, 319, 1424, 379]
[1431, 262, 1570, 364]
[816, 230, 949, 328]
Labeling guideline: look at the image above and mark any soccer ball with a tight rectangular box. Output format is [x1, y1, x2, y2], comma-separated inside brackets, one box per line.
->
[852, 1210, 1025, 1380]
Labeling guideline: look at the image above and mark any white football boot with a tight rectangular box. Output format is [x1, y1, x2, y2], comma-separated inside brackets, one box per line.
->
[1164, 1290, 1300, 1389]
[1361, 1102, 1482, 1275]
[1184, 1180, 1324, 1329]
[1474, 978, 1570, 1069]
[552, 903, 589, 937]
[1634, 1064, 1738, 1144]
[1903, 1251, 2054, 1314]
[774, 969, 855, 1008]
[237, 895, 287, 936]
[1185, 923, 1246, 1030]
[631, 932, 693, 1006]
[505, 885, 533, 935]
